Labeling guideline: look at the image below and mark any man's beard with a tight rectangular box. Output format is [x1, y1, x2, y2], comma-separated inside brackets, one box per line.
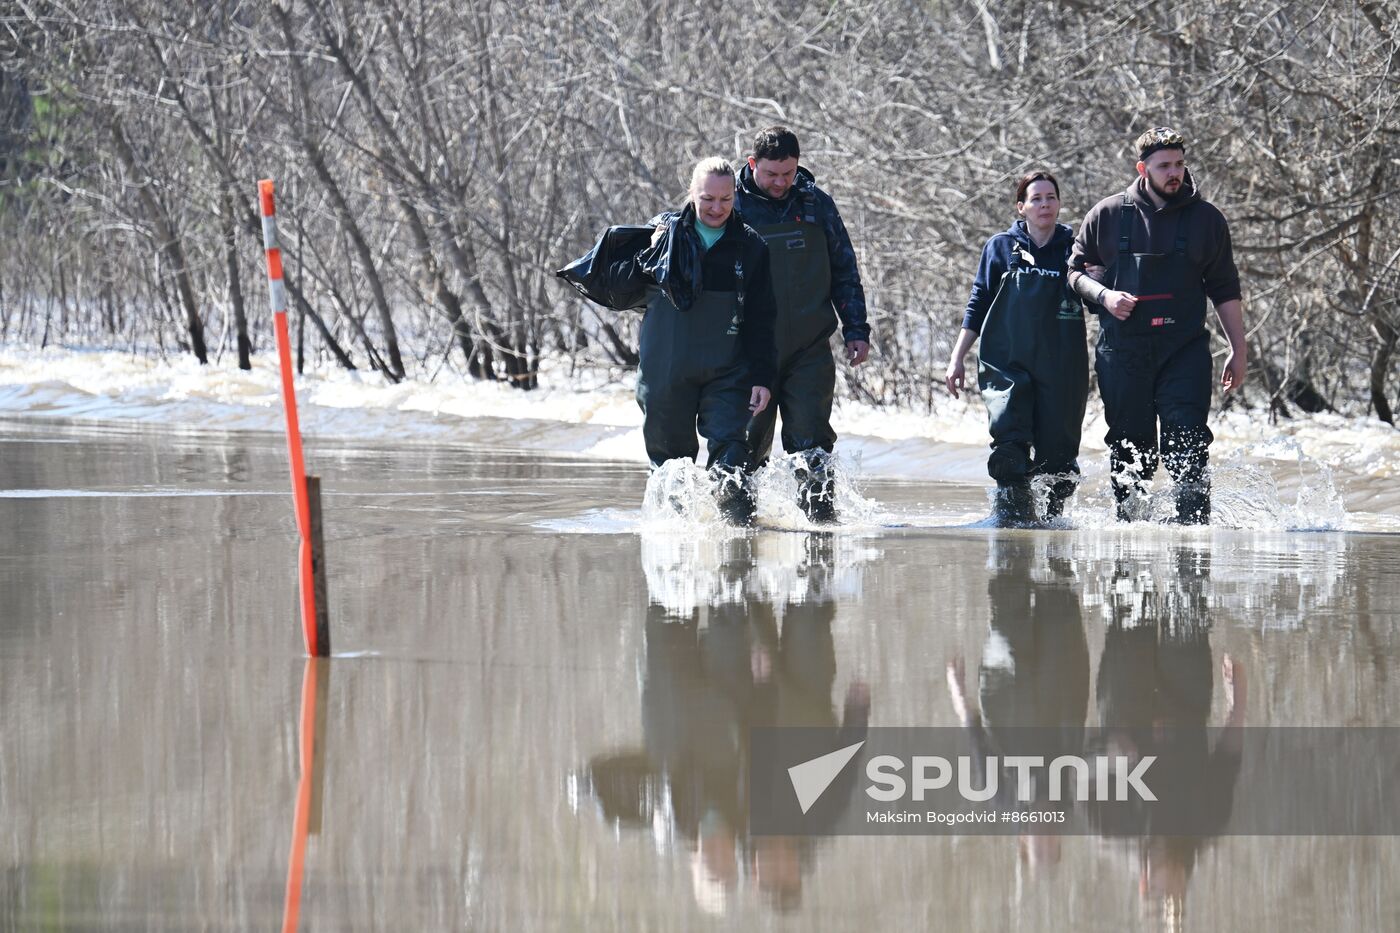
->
[1148, 175, 1184, 201]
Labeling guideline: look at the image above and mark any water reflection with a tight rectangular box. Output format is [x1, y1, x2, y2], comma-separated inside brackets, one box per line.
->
[946, 538, 1090, 875]
[1088, 546, 1246, 930]
[581, 532, 872, 914]
[945, 537, 1252, 927]
[282, 658, 331, 933]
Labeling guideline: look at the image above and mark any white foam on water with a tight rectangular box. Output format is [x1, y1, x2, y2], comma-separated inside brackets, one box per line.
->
[3, 347, 1396, 524]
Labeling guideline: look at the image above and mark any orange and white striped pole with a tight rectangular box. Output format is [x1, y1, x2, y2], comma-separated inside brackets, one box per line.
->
[260, 179, 329, 657]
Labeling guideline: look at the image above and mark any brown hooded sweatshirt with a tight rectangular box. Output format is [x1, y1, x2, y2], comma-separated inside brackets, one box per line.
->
[1068, 170, 1241, 309]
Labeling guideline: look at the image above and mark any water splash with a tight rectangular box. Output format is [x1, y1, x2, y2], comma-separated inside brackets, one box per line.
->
[639, 453, 883, 532]
[751, 450, 880, 530]
[1052, 442, 1347, 532]
[640, 459, 728, 530]
[1211, 441, 1346, 531]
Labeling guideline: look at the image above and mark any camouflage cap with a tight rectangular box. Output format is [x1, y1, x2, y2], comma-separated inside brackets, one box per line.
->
[1136, 126, 1187, 161]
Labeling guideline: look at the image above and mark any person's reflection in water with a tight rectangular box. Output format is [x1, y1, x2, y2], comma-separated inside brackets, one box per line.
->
[946, 537, 1090, 879]
[583, 532, 869, 915]
[1088, 546, 1247, 930]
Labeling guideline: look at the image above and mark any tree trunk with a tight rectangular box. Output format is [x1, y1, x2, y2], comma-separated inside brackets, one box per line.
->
[107, 116, 207, 364]
[397, 195, 476, 371]
[1370, 322, 1396, 425]
[222, 189, 252, 370]
[277, 4, 404, 383]
[285, 268, 357, 373]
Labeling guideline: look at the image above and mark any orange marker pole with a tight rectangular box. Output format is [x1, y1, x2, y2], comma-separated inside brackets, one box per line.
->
[260, 179, 321, 657]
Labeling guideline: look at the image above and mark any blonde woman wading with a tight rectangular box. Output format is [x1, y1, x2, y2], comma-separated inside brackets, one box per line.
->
[612, 158, 778, 526]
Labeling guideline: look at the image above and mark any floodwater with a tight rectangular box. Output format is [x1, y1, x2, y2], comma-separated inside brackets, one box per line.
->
[2, 417, 1399, 931]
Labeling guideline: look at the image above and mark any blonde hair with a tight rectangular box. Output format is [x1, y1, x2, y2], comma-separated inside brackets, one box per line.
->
[688, 157, 735, 199]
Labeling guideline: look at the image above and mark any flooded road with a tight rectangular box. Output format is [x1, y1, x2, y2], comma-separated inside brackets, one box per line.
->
[2, 418, 1399, 931]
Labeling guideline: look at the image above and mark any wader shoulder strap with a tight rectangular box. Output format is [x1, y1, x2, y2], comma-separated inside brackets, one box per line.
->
[800, 188, 817, 225]
[1118, 194, 1135, 255]
[1005, 239, 1029, 272]
[1173, 204, 1193, 255]
[727, 258, 745, 335]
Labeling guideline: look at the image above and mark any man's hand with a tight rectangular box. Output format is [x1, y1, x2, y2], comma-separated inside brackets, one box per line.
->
[945, 357, 966, 398]
[1221, 347, 1247, 392]
[749, 386, 771, 414]
[845, 340, 870, 366]
[1102, 290, 1137, 321]
[650, 224, 665, 248]
[1215, 299, 1248, 392]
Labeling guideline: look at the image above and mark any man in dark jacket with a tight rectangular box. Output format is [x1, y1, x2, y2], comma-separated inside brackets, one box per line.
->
[1068, 127, 1247, 524]
[735, 127, 871, 523]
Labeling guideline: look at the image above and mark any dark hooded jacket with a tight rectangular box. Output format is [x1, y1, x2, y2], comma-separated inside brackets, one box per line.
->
[612, 203, 778, 389]
[962, 220, 1075, 333]
[734, 164, 870, 344]
[1068, 170, 1241, 309]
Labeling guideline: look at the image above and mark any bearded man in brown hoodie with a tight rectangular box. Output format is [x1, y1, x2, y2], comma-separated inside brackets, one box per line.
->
[1068, 127, 1248, 524]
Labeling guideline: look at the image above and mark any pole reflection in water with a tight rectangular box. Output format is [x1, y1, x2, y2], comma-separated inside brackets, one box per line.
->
[282, 658, 331, 933]
[577, 531, 873, 915]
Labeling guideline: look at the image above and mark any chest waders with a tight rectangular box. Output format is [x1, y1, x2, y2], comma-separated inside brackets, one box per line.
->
[636, 271, 753, 472]
[977, 245, 1088, 524]
[1099, 197, 1213, 523]
[745, 196, 840, 523]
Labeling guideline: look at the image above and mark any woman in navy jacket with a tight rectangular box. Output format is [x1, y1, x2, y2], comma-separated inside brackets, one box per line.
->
[945, 171, 1089, 526]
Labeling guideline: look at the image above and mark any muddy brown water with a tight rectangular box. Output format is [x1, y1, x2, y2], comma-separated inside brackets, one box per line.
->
[2, 418, 1398, 931]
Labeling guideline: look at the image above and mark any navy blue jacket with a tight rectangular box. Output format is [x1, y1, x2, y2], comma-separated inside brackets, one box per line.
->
[962, 221, 1075, 332]
[735, 164, 870, 344]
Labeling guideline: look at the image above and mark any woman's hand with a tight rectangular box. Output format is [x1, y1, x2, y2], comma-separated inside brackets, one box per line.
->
[945, 356, 966, 398]
[749, 386, 771, 415]
[650, 224, 665, 248]
[945, 328, 977, 398]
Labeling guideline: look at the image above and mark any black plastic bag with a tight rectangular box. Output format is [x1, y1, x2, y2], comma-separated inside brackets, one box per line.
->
[636, 206, 704, 312]
[555, 225, 655, 311]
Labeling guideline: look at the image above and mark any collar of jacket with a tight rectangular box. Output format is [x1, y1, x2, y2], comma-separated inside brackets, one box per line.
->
[1007, 219, 1074, 252]
[666, 201, 744, 237]
[737, 162, 818, 208]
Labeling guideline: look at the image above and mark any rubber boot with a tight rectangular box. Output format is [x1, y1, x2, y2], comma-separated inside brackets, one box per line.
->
[1043, 477, 1077, 522]
[710, 465, 756, 527]
[794, 449, 838, 525]
[1172, 482, 1211, 525]
[991, 483, 1035, 528]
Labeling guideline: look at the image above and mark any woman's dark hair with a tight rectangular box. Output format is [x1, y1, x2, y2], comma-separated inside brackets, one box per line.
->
[1014, 170, 1060, 206]
[752, 126, 800, 162]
